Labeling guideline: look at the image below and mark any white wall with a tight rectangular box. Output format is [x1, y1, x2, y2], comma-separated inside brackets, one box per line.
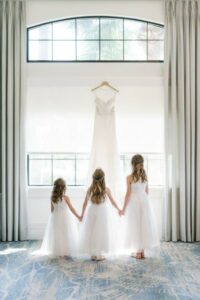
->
[26, 81, 164, 153]
[26, 0, 165, 240]
[27, 0, 164, 27]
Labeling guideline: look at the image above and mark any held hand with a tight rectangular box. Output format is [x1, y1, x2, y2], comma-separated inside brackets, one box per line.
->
[118, 209, 122, 216]
[119, 209, 125, 216]
[78, 215, 82, 222]
[117, 208, 121, 216]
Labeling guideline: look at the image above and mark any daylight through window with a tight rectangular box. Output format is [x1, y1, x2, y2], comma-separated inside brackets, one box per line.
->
[27, 16, 164, 62]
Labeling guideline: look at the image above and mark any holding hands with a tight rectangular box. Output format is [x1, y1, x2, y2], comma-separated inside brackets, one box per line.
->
[78, 215, 82, 222]
[119, 209, 125, 216]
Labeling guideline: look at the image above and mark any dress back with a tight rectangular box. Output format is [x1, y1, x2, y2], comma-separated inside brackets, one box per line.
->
[131, 181, 147, 195]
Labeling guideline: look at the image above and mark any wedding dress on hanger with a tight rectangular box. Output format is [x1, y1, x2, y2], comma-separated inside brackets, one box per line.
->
[87, 90, 121, 199]
[87, 89, 123, 253]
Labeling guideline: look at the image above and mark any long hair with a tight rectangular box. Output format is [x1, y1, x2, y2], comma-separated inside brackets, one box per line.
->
[131, 154, 148, 183]
[89, 169, 106, 204]
[51, 178, 66, 204]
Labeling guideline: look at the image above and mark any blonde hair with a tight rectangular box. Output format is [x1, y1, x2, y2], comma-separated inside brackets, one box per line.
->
[89, 169, 106, 204]
[131, 154, 148, 183]
[51, 178, 66, 204]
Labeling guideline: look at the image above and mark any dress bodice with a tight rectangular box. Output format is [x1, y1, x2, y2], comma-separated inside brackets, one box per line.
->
[131, 181, 147, 194]
[95, 96, 115, 115]
[53, 199, 66, 210]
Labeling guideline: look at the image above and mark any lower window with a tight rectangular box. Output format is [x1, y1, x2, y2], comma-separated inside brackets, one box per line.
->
[27, 152, 164, 188]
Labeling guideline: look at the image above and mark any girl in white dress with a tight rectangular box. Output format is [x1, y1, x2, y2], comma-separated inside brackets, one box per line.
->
[40, 178, 81, 257]
[80, 169, 121, 261]
[120, 154, 159, 259]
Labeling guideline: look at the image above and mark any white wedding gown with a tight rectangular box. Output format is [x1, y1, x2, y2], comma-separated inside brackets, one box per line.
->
[87, 93, 122, 199]
[87, 92, 123, 253]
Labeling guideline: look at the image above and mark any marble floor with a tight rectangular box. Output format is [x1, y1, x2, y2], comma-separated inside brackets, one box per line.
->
[0, 241, 200, 300]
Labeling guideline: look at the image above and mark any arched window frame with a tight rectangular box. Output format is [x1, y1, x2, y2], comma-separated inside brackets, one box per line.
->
[27, 16, 164, 63]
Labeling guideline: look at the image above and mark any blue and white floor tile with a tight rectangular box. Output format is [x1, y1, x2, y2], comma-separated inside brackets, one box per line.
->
[0, 241, 200, 299]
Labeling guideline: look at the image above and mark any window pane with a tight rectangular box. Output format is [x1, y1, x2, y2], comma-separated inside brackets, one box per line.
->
[53, 154, 75, 159]
[148, 153, 163, 160]
[76, 153, 89, 160]
[77, 41, 99, 60]
[147, 159, 164, 186]
[124, 20, 147, 39]
[53, 20, 75, 40]
[28, 41, 52, 60]
[148, 41, 164, 60]
[53, 160, 75, 185]
[27, 18, 164, 62]
[76, 160, 89, 185]
[101, 41, 123, 60]
[100, 18, 123, 39]
[77, 18, 99, 39]
[53, 41, 75, 60]
[121, 159, 131, 176]
[124, 41, 147, 60]
[29, 160, 52, 185]
[29, 24, 52, 40]
[148, 24, 164, 40]
[29, 154, 52, 160]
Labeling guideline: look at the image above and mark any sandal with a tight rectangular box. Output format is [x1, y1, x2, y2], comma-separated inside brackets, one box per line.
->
[95, 255, 105, 261]
[131, 252, 142, 259]
[91, 256, 97, 261]
[141, 250, 145, 259]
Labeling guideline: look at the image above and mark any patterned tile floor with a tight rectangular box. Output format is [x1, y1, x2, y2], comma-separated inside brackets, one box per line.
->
[0, 241, 200, 300]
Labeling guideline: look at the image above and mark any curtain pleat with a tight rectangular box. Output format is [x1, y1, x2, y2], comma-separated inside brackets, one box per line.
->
[197, 1, 200, 241]
[0, 0, 27, 241]
[164, 0, 200, 242]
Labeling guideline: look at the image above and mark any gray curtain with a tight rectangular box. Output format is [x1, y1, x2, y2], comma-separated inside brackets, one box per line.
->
[0, 0, 27, 241]
[164, 0, 200, 242]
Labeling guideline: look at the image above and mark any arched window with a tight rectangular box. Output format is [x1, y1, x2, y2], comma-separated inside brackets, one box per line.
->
[27, 16, 164, 62]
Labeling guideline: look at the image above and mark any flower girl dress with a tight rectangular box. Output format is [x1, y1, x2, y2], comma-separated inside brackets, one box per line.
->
[124, 181, 160, 251]
[80, 196, 111, 257]
[40, 198, 79, 256]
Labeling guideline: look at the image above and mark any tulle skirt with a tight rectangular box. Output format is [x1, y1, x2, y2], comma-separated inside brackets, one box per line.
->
[123, 192, 160, 251]
[80, 201, 111, 256]
[40, 208, 79, 257]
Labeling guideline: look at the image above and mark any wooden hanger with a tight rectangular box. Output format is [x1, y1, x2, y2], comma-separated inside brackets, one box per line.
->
[91, 81, 119, 93]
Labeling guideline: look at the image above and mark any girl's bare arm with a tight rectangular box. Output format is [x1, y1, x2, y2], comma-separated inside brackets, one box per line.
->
[64, 196, 81, 220]
[145, 182, 149, 194]
[106, 188, 120, 212]
[81, 189, 90, 219]
[51, 201, 54, 212]
[121, 176, 132, 213]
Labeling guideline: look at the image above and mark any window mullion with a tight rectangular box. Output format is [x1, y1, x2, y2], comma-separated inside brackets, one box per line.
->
[27, 17, 164, 62]
[147, 22, 148, 61]
[75, 19, 77, 60]
[99, 17, 100, 61]
[51, 23, 53, 61]
[123, 18, 124, 61]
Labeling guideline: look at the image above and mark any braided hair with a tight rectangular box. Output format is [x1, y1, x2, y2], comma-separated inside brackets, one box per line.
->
[89, 169, 106, 204]
[131, 154, 148, 183]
